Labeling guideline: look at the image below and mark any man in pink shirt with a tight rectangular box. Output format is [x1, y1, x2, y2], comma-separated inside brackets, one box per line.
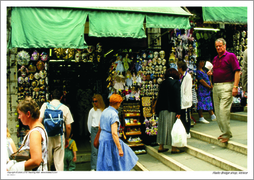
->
[208, 38, 241, 143]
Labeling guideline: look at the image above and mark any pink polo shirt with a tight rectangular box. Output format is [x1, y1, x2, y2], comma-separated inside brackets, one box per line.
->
[212, 51, 241, 83]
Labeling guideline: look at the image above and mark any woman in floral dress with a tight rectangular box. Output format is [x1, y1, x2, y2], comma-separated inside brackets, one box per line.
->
[196, 57, 216, 123]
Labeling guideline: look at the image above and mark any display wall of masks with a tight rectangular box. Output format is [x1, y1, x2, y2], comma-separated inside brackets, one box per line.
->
[233, 30, 247, 65]
[17, 50, 49, 103]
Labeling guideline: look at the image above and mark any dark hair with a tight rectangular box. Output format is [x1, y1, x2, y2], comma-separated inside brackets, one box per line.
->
[196, 56, 206, 66]
[52, 89, 62, 99]
[177, 61, 187, 71]
[165, 68, 180, 80]
[17, 97, 40, 119]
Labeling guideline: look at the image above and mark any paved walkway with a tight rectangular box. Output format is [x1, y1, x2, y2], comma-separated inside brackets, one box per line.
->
[191, 112, 248, 145]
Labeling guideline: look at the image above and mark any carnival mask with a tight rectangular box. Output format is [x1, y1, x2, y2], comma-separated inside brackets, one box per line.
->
[31, 50, 39, 61]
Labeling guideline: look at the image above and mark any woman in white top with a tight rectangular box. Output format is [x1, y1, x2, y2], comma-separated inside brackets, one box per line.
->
[87, 94, 105, 171]
[7, 128, 17, 163]
[8, 97, 48, 171]
[177, 61, 193, 138]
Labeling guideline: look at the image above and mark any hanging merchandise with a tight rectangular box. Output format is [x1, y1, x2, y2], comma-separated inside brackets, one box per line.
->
[17, 50, 30, 66]
[231, 29, 247, 111]
[17, 49, 49, 106]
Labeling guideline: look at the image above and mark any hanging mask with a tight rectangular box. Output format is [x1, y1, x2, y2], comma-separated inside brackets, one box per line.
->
[17, 50, 30, 66]
[28, 64, 36, 73]
[29, 74, 34, 80]
[148, 51, 153, 59]
[87, 46, 94, 53]
[241, 31, 246, 38]
[34, 72, 40, 79]
[96, 43, 102, 53]
[39, 79, 45, 85]
[39, 70, 47, 79]
[40, 52, 48, 61]
[97, 55, 101, 62]
[18, 77, 24, 84]
[153, 51, 159, 59]
[152, 58, 157, 65]
[19, 66, 28, 77]
[24, 77, 30, 83]
[75, 51, 81, 62]
[159, 50, 165, 59]
[31, 50, 39, 61]
[36, 60, 45, 71]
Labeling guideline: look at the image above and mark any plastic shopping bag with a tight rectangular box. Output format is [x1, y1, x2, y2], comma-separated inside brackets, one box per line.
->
[171, 118, 187, 147]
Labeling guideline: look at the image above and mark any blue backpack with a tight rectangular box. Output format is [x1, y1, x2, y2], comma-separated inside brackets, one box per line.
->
[43, 102, 64, 137]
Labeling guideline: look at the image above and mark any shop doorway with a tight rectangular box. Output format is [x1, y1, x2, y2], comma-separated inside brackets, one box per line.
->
[48, 60, 110, 150]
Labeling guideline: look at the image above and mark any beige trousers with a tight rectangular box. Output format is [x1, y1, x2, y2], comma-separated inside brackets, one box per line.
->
[47, 135, 65, 171]
[213, 82, 233, 139]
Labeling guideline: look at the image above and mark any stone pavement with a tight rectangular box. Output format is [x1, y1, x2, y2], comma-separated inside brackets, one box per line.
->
[74, 111, 249, 171]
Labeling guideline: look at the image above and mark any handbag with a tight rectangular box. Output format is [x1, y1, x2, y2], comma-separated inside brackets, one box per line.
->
[93, 126, 101, 149]
[9, 126, 47, 170]
[171, 118, 187, 147]
[10, 135, 30, 162]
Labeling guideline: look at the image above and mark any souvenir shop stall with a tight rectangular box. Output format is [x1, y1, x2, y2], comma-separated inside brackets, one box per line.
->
[9, 6, 193, 149]
[105, 29, 198, 154]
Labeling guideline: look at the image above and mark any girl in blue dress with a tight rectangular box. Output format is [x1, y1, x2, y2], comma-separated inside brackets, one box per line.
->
[96, 94, 138, 171]
[196, 58, 216, 123]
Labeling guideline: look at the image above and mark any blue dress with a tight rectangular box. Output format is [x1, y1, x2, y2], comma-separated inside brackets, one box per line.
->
[196, 69, 213, 111]
[96, 106, 138, 171]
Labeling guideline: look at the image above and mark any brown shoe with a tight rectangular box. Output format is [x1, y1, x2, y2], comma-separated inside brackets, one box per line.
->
[220, 138, 229, 143]
[217, 135, 223, 140]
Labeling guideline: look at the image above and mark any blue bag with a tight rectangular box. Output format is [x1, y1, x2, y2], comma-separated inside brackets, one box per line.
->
[44, 102, 64, 137]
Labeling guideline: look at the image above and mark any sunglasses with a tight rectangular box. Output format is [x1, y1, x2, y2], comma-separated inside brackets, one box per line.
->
[93, 100, 98, 103]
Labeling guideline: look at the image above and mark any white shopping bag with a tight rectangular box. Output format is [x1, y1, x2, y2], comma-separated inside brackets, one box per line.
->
[171, 118, 187, 147]
[205, 61, 213, 71]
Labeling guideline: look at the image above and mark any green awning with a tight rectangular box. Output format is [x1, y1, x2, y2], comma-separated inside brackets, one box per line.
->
[202, 7, 247, 24]
[9, 7, 192, 49]
[88, 11, 146, 38]
[146, 14, 191, 29]
[70, 6, 192, 16]
[9, 7, 88, 49]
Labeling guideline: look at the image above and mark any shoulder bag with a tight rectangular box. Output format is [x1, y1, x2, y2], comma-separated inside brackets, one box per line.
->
[9, 126, 47, 170]
[93, 126, 101, 149]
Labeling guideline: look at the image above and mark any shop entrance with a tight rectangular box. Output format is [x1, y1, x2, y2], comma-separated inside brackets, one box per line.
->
[48, 60, 110, 149]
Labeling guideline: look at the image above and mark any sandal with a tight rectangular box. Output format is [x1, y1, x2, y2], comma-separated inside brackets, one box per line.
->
[220, 138, 229, 143]
[171, 149, 181, 154]
[217, 135, 223, 140]
[158, 148, 169, 153]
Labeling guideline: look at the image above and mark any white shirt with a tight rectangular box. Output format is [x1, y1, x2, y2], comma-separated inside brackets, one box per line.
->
[87, 108, 102, 134]
[180, 71, 193, 109]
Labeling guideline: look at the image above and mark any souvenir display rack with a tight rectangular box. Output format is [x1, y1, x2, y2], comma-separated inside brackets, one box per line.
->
[17, 49, 49, 107]
[231, 30, 248, 112]
[105, 29, 199, 152]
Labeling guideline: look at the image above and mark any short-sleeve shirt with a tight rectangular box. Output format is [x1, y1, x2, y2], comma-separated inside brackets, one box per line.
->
[99, 106, 120, 133]
[212, 51, 241, 83]
[68, 138, 78, 152]
[39, 99, 74, 130]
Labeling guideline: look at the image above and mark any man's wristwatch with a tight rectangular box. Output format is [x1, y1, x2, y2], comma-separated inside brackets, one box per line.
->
[233, 86, 238, 88]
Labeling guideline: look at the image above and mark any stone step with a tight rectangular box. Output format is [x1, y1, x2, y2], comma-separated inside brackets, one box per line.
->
[134, 153, 173, 171]
[190, 120, 247, 146]
[190, 130, 247, 155]
[186, 138, 247, 171]
[192, 112, 247, 122]
[145, 145, 224, 171]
